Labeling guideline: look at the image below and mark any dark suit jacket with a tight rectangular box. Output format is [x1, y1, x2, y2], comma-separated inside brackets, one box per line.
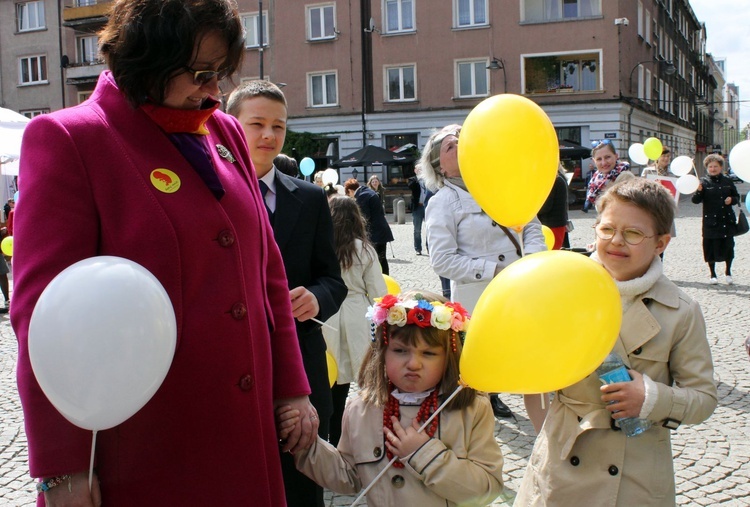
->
[270, 169, 346, 418]
[354, 186, 394, 244]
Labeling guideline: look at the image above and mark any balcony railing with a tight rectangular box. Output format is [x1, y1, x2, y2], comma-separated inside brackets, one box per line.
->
[62, 1, 112, 25]
[65, 61, 107, 85]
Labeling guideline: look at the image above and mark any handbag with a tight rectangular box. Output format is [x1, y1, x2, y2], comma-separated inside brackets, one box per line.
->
[566, 220, 575, 232]
[736, 207, 749, 236]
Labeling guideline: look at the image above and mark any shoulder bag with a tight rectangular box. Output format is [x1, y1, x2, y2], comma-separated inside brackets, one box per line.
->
[736, 205, 749, 236]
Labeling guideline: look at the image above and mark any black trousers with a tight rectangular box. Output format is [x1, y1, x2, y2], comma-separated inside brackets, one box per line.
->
[374, 242, 389, 275]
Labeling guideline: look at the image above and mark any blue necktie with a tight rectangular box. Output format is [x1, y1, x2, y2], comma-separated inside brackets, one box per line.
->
[258, 180, 274, 220]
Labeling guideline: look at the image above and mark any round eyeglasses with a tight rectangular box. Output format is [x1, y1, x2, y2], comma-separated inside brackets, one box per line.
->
[183, 66, 231, 86]
[593, 225, 655, 245]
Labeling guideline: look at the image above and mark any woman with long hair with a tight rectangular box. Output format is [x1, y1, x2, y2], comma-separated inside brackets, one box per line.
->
[324, 196, 388, 445]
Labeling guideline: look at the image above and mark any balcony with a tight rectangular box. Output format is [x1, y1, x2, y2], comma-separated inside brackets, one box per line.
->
[65, 61, 107, 85]
[62, 1, 112, 28]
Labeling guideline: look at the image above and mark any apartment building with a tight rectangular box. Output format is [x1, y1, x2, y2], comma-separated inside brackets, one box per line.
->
[1, 0, 725, 179]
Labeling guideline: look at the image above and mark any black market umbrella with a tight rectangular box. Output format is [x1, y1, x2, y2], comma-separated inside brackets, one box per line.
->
[332, 145, 414, 168]
[559, 140, 591, 159]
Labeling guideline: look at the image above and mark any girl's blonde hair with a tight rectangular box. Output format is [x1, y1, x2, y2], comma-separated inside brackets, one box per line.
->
[358, 290, 477, 410]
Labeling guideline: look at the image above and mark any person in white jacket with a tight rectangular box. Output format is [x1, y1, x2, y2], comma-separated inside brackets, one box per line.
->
[420, 124, 548, 428]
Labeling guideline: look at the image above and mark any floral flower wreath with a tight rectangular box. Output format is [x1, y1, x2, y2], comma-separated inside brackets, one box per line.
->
[366, 294, 470, 352]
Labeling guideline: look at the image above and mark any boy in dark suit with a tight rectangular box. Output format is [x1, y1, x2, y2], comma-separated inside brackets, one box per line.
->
[227, 81, 347, 507]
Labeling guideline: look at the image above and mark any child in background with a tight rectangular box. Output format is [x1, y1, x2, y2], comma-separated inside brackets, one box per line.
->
[324, 196, 388, 445]
[278, 291, 504, 506]
[516, 178, 717, 506]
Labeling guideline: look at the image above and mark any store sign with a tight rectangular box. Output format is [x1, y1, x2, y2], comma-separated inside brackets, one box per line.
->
[604, 133, 617, 139]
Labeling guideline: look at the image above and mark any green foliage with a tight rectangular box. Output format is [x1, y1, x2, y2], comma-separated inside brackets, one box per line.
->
[282, 130, 326, 159]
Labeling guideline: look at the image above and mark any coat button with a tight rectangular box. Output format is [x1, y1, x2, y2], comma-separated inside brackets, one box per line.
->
[633, 347, 642, 355]
[475, 273, 481, 279]
[231, 302, 247, 320]
[373, 447, 382, 458]
[498, 254, 505, 261]
[570, 456, 580, 466]
[391, 475, 405, 488]
[239, 374, 255, 391]
[217, 229, 235, 247]
[608, 465, 619, 476]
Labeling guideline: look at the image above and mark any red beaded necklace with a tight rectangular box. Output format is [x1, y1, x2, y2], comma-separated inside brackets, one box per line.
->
[383, 387, 440, 468]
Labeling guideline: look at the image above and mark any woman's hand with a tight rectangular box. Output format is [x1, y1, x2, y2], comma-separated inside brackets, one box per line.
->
[725, 196, 733, 205]
[44, 472, 101, 507]
[274, 396, 318, 453]
[600, 369, 646, 419]
[383, 416, 430, 460]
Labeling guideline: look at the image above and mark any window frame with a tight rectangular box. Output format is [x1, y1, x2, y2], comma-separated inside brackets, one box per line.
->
[454, 0, 488, 28]
[308, 70, 339, 107]
[241, 11, 269, 48]
[521, 50, 603, 95]
[521, 0, 601, 23]
[20, 109, 48, 118]
[18, 54, 48, 85]
[76, 35, 99, 64]
[384, 0, 415, 34]
[17, 1, 45, 32]
[385, 64, 417, 102]
[307, 3, 336, 41]
[455, 59, 490, 98]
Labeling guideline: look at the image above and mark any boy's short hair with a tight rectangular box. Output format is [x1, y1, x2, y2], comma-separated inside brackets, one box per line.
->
[703, 153, 724, 168]
[597, 178, 675, 235]
[226, 80, 287, 117]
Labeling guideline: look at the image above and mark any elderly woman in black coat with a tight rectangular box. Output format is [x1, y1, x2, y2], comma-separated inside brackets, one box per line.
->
[691, 154, 740, 285]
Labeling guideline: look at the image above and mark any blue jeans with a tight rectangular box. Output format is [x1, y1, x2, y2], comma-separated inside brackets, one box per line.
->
[412, 204, 425, 252]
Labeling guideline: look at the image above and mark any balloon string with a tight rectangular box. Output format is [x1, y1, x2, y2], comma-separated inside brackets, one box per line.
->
[350, 384, 465, 506]
[89, 430, 97, 491]
[540, 392, 546, 411]
[518, 227, 525, 257]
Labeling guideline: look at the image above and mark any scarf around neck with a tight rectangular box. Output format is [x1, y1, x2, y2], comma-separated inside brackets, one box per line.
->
[585, 161, 630, 204]
[140, 98, 220, 135]
[590, 252, 663, 313]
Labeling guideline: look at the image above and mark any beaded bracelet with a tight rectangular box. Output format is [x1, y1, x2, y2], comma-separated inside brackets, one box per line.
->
[36, 475, 72, 494]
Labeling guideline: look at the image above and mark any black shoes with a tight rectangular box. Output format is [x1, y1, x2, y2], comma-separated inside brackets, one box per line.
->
[490, 394, 513, 418]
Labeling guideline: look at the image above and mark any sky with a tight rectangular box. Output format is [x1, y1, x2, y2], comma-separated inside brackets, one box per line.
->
[689, 0, 750, 128]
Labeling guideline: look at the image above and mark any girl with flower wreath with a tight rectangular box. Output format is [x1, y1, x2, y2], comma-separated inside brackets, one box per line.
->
[276, 290, 504, 506]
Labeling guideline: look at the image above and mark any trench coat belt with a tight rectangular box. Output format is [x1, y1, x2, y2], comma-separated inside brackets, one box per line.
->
[557, 392, 615, 460]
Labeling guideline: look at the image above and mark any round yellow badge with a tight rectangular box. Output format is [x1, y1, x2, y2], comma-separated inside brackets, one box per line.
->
[150, 169, 181, 194]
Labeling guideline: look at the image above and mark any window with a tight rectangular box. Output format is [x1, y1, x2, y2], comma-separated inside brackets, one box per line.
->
[78, 92, 93, 104]
[76, 0, 96, 6]
[77, 36, 99, 64]
[307, 4, 335, 40]
[308, 71, 337, 107]
[644, 10, 651, 44]
[645, 69, 652, 102]
[523, 53, 600, 94]
[455, 0, 487, 27]
[386, 65, 416, 101]
[637, 65, 644, 100]
[522, 0, 600, 22]
[21, 109, 47, 118]
[385, 0, 414, 33]
[17, 1, 45, 32]
[19, 55, 47, 85]
[637, 1, 643, 37]
[456, 60, 488, 97]
[242, 11, 269, 48]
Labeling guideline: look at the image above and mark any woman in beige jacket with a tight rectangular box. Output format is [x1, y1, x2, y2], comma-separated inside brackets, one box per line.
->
[516, 179, 717, 506]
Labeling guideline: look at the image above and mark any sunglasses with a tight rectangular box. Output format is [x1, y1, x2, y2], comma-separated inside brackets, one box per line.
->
[183, 66, 231, 85]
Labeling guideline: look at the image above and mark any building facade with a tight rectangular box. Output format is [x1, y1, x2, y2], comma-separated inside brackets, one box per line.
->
[0, 0, 732, 179]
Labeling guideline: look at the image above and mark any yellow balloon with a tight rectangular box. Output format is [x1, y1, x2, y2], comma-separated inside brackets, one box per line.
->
[460, 251, 621, 394]
[326, 351, 338, 387]
[1, 236, 12, 257]
[541, 226, 555, 250]
[383, 274, 401, 295]
[643, 137, 663, 160]
[459, 94, 559, 229]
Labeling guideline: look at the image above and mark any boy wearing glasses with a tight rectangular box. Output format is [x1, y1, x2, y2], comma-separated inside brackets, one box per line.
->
[516, 178, 716, 506]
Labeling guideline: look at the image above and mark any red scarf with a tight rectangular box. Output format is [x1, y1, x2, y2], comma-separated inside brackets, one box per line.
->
[140, 98, 220, 135]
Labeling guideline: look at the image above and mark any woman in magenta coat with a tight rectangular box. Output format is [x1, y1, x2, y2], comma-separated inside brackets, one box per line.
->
[11, 1, 315, 505]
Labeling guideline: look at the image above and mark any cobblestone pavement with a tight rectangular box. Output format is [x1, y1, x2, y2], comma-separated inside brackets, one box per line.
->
[2, 186, 750, 506]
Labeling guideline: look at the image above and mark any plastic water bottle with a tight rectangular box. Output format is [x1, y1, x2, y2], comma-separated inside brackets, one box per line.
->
[595, 353, 652, 437]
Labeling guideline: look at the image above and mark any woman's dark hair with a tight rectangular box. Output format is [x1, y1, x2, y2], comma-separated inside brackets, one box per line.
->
[99, 0, 244, 107]
[328, 196, 372, 271]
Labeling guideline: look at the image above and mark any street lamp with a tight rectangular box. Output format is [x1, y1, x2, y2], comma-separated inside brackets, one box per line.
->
[487, 58, 507, 93]
[628, 58, 676, 94]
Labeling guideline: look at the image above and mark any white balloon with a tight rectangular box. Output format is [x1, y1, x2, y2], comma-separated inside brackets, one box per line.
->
[628, 143, 649, 165]
[322, 168, 339, 185]
[29, 256, 176, 431]
[729, 140, 750, 182]
[676, 174, 700, 194]
[670, 155, 694, 176]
